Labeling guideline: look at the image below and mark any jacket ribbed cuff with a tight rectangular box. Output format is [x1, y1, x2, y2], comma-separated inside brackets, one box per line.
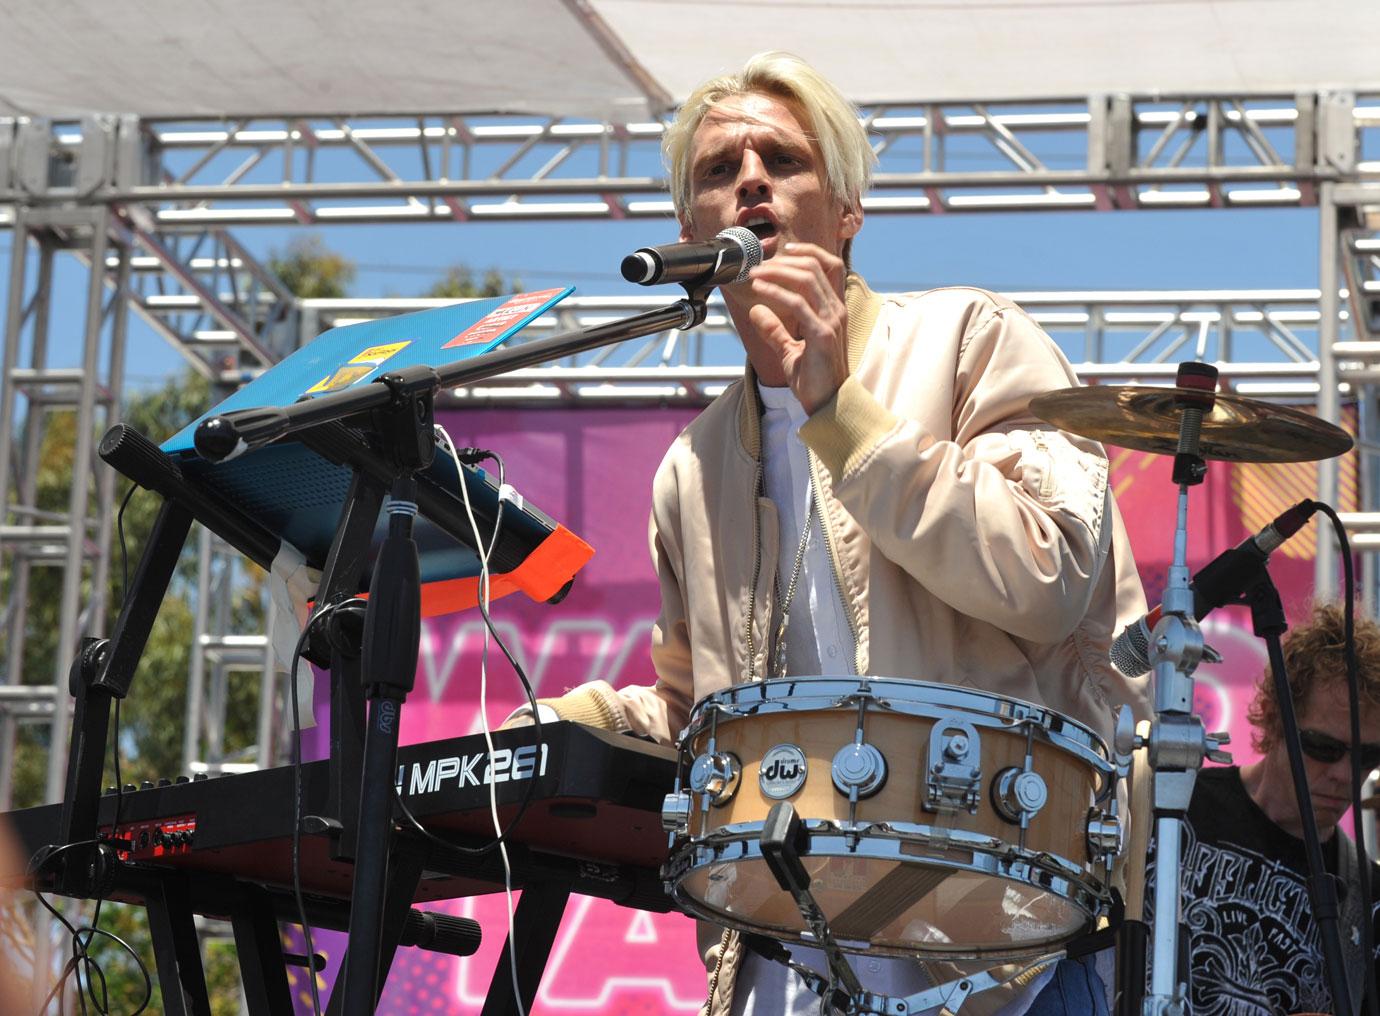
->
[536, 680, 628, 731]
[799, 375, 901, 482]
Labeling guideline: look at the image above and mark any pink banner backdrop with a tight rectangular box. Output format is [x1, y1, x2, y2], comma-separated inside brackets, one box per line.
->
[288, 406, 1345, 1014]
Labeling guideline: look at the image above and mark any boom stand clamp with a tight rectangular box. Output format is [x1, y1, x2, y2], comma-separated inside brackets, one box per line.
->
[1143, 362, 1231, 1016]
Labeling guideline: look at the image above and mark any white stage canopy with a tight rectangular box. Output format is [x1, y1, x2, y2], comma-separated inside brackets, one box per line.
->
[1, 0, 1378, 121]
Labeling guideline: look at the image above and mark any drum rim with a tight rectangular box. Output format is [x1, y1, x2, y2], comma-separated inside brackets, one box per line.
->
[673, 818, 1103, 897]
[687, 676, 1111, 768]
[664, 831, 1104, 961]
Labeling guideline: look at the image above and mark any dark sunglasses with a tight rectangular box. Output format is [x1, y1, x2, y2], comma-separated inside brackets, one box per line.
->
[1297, 728, 1380, 771]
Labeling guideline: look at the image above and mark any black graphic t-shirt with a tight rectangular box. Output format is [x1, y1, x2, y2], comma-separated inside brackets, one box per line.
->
[1144, 766, 1380, 1016]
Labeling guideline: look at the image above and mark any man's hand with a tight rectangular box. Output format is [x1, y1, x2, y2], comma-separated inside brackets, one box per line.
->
[498, 711, 535, 730]
[745, 242, 850, 414]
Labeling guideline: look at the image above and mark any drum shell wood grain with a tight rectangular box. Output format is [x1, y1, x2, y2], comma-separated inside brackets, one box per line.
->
[669, 680, 1115, 958]
[689, 708, 1098, 863]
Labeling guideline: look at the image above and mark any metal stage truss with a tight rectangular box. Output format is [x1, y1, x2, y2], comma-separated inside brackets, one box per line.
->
[1, 91, 1379, 808]
[0, 94, 1377, 230]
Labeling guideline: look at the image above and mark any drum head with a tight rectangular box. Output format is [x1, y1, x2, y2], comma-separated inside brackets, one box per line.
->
[677, 850, 1093, 959]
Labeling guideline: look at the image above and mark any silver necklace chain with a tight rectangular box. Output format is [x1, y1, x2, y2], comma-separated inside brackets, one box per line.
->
[770, 472, 817, 681]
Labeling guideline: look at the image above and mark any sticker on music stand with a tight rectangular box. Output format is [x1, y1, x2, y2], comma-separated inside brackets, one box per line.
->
[442, 289, 565, 349]
[306, 340, 413, 394]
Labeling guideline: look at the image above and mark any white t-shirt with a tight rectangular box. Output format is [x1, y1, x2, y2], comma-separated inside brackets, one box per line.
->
[735, 382, 1055, 1015]
[756, 381, 855, 679]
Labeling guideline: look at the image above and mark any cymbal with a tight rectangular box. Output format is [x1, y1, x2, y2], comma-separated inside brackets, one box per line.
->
[1028, 386, 1353, 463]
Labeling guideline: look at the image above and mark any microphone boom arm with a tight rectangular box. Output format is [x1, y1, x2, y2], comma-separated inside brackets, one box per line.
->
[195, 296, 708, 463]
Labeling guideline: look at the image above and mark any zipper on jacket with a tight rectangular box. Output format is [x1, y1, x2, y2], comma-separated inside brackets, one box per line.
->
[744, 458, 765, 682]
[704, 927, 731, 1015]
[808, 449, 862, 674]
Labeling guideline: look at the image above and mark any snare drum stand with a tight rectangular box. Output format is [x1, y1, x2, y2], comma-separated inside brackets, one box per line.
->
[759, 801, 1062, 1016]
[1141, 363, 1233, 1016]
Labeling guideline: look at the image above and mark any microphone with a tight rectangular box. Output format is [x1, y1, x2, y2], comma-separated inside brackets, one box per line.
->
[621, 226, 763, 287]
[1109, 499, 1317, 678]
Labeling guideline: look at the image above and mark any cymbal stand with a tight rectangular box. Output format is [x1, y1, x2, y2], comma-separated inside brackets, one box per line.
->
[1143, 362, 1231, 1015]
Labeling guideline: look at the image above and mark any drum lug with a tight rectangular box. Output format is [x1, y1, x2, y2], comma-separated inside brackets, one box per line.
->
[689, 750, 742, 806]
[832, 742, 887, 799]
[661, 790, 692, 834]
[924, 718, 982, 815]
[991, 766, 1048, 825]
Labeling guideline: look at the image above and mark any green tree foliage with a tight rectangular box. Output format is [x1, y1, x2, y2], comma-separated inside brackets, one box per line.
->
[8, 371, 264, 808]
[425, 264, 521, 299]
[111, 373, 265, 785]
[7, 369, 265, 1013]
[267, 234, 356, 299]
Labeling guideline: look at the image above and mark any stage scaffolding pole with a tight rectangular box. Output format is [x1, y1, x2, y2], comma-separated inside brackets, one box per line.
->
[1317, 182, 1342, 598]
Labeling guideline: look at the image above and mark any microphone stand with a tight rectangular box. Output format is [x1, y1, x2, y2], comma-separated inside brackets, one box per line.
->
[194, 296, 711, 463]
[185, 285, 716, 1014]
[337, 374, 431, 1016]
[1244, 573, 1354, 1015]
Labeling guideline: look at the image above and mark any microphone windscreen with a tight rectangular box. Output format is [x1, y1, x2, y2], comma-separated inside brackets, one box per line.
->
[1110, 616, 1153, 678]
[717, 226, 763, 280]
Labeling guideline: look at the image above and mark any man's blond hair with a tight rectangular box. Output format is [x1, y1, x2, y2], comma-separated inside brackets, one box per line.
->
[663, 52, 876, 228]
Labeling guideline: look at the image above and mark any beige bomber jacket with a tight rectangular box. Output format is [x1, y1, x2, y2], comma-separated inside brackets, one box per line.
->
[538, 274, 1152, 1014]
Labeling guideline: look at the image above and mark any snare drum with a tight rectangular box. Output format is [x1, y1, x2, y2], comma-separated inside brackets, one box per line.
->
[660, 677, 1121, 961]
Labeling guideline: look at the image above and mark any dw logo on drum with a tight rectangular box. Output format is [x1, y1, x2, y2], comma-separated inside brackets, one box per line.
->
[759, 744, 808, 799]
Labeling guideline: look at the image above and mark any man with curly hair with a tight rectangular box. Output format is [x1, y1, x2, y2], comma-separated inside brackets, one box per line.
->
[1146, 602, 1380, 1016]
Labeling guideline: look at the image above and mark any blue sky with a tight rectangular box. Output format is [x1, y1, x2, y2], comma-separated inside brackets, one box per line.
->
[0, 201, 1321, 390]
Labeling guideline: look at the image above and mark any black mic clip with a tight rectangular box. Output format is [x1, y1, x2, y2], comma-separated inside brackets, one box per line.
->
[1192, 540, 1271, 615]
[677, 283, 714, 326]
[368, 370, 438, 474]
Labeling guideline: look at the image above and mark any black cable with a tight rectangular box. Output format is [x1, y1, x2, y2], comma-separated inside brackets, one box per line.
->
[289, 603, 341, 1016]
[28, 483, 152, 1016]
[109, 484, 137, 859]
[75, 482, 143, 1014]
[394, 446, 546, 856]
[31, 866, 85, 1012]
[28, 842, 152, 1016]
[1313, 500, 1379, 1016]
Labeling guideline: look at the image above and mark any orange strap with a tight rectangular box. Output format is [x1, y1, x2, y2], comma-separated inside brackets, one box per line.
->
[418, 523, 594, 618]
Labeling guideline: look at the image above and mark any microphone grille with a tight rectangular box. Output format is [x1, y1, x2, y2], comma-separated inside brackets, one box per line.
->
[717, 226, 763, 282]
[1109, 618, 1152, 679]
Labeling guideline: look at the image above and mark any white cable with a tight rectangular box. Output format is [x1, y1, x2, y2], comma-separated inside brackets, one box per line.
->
[437, 424, 528, 1016]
